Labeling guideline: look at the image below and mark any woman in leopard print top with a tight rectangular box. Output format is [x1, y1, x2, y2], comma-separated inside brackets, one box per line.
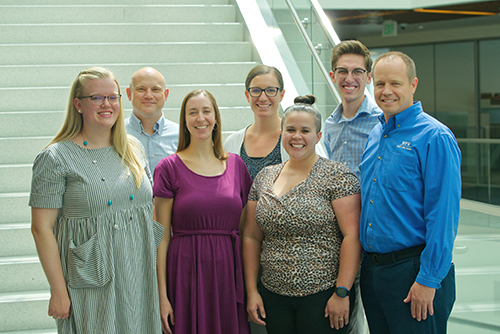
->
[242, 95, 362, 334]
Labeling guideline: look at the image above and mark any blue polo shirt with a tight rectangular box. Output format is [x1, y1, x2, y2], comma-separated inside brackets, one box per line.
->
[359, 102, 461, 289]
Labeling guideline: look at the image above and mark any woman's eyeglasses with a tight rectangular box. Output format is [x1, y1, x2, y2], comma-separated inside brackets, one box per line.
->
[80, 94, 122, 105]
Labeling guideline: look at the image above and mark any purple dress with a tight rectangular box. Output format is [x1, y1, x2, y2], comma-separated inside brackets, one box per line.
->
[153, 153, 252, 334]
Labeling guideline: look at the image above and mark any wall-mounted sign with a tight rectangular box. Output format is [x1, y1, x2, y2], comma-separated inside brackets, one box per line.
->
[382, 20, 398, 37]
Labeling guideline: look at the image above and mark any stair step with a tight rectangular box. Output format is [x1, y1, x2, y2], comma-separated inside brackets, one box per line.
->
[0, 22, 243, 44]
[0, 193, 30, 223]
[0, 42, 252, 66]
[0, 82, 248, 113]
[0, 223, 37, 256]
[0, 106, 253, 164]
[0, 5, 236, 24]
[451, 301, 500, 330]
[0, 256, 48, 293]
[4, 0, 227, 4]
[453, 235, 500, 267]
[0, 62, 257, 88]
[0, 105, 252, 141]
[0, 164, 33, 193]
[1, 329, 56, 334]
[0, 138, 50, 164]
[0, 291, 54, 332]
[0, 112, 64, 138]
[455, 266, 500, 303]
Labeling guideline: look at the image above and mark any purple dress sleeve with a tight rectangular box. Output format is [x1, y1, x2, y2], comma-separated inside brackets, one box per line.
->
[152, 155, 176, 199]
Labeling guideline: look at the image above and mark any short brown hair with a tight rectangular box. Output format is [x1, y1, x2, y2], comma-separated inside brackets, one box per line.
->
[330, 40, 373, 72]
[373, 51, 416, 83]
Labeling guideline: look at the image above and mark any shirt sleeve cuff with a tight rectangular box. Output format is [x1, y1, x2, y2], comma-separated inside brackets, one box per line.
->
[415, 273, 441, 289]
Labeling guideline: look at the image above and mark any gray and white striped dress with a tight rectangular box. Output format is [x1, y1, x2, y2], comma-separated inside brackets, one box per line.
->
[29, 140, 163, 334]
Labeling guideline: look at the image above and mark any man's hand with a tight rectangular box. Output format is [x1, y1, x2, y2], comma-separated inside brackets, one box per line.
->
[403, 282, 436, 321]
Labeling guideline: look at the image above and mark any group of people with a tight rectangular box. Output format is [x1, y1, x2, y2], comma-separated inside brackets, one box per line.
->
[29, 39, 461, 334]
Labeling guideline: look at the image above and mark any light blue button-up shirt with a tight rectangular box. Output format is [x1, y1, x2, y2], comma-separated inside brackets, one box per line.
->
[324, 96, 381, 178]
[359, 102, 461, 289]
[125, 112, 179, 175]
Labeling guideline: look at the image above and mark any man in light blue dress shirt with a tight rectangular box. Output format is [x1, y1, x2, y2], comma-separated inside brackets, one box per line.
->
[324, 40, 381, 334]
[359, 51, 461, 334]
[125, 67, 179, 175]
[324, 40, 381, 179]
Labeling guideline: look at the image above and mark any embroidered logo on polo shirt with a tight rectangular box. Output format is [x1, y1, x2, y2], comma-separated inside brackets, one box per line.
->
[397, 141, 412, 151]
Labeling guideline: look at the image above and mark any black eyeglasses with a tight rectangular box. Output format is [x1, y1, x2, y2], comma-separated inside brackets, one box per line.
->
[333, 67, 367, 79]
[247, 86, 281, 98]
[80, 94, 122, 105]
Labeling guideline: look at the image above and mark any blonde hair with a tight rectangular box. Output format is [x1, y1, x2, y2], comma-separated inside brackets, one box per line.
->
[373, 51, 417, 83]
[177, 89, 227, 160]
[48, 67, 145, 188]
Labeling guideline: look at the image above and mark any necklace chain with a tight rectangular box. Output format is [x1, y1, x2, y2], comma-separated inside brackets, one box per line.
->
[91, 159, 114, 206]
[82, 133, 88, 147]
[81, 144, 136, 207]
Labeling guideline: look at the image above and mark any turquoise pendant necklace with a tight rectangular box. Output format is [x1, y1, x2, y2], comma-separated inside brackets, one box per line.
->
[80, 134, 136, 207]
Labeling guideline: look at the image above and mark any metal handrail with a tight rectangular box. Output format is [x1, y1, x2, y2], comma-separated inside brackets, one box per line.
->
[286, 0, 377, 105]
[284, 0, 341, 105]
[456, 138, 500, 144]
[309, 0, 341, 46]
[233, 0, 298, 109]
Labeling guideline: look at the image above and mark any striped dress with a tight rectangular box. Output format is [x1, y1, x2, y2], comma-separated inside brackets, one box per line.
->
[29, 140, 163, 334]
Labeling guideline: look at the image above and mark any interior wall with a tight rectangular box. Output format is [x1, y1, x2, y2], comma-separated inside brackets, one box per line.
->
[435, 41, 477, 137]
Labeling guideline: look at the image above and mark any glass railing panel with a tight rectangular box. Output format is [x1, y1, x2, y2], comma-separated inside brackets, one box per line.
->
[451, 200, 500, 332]
[458, 139, 500, 205]
[265, 0, 339, 122]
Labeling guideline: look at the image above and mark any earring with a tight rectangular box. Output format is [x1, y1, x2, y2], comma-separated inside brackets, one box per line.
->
[78, 110, 82, 114]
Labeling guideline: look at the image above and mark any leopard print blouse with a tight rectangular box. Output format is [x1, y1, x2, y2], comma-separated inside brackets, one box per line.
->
[249, 157, 360, 297]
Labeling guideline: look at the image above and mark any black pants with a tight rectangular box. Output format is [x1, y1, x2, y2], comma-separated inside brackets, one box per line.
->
[360, 255, 455, 334]
[260, 284, 356, 334]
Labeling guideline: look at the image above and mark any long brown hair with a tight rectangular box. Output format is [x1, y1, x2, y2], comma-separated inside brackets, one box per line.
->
[177, 89, 227, 160]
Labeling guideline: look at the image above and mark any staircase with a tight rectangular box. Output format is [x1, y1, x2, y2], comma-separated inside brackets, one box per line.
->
[0, 0, 257, 332]
[449, 203, 500, 333]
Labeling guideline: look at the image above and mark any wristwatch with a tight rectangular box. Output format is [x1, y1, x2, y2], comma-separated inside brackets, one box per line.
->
[334, 285, 350, 298]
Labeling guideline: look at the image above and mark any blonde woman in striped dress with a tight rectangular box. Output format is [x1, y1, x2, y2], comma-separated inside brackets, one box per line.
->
[29, 67, 164, 333]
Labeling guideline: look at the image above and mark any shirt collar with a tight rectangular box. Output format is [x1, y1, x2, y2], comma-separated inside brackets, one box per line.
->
[332, 95, 377, 122]
[130, 111, 165, 134]
[381, 101, 422, 130]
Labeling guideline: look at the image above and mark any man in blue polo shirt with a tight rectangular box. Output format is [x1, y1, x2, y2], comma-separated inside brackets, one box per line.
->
[359, 51, 461, 334]
[125, 67, 179, 175]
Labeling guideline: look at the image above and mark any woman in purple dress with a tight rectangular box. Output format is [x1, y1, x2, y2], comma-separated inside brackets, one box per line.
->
[153, 89, 252, 334]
